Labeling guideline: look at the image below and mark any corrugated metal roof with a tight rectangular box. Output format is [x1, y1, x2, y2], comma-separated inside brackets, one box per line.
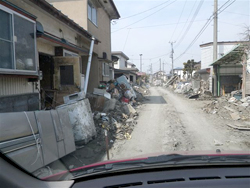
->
[210, 44, 246, 66]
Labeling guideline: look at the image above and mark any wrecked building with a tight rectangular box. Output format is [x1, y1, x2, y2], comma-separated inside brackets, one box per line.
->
[0, 0, 98, 111]
[210, 44, 250, 97]
[47, 0, 120, 92]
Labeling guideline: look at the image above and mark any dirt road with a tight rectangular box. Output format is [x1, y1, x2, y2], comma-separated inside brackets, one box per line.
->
[110, 86, 250, 159]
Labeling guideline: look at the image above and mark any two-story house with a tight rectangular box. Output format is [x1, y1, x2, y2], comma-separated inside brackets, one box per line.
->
[0, 0, 95, 112]
[112, 51, 138, 83]
[46, 0, 120, 92]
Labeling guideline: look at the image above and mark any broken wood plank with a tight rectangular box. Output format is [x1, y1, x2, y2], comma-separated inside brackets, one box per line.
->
[230, 112, 241, 120]
[226, 124, 250, 131]
[223, 106, 236, 112]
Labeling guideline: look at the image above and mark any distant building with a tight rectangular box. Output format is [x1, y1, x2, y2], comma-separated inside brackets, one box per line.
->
[173, 67, 185, 79]
[112, 51, 138, 83]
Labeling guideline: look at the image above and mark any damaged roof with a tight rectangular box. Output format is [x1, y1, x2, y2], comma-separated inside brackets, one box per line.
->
[210, 44, 247, 66]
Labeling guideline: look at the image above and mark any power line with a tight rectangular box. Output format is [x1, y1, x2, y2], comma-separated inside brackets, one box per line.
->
[170, 0, 187, 41]
[122, 28, 131, 51]
[175, 0, 204, 48]
[174, 0, 236, 62]
[127, 20, 206, 29]
[119, 0, 172, 20]
[112, 0, 176, 33]
[175, 0, 198, 43]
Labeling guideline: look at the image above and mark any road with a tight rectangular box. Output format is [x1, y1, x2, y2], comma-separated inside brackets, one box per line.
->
[110, 86, 250, 159]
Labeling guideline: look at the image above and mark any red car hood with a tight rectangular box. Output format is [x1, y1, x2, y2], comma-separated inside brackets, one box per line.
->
[42, 150, 250, 181]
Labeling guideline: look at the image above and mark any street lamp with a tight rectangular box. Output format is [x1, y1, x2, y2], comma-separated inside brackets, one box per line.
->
[139, 54, 142, 72]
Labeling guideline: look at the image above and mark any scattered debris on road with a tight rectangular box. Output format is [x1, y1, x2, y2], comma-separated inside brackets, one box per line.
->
[203, 94, 250, 124]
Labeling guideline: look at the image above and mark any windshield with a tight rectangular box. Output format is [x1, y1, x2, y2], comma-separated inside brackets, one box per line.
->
[0, 0, 249, 181]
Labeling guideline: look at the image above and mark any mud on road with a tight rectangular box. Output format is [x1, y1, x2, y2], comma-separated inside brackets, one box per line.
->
[110, 86, 250, 160]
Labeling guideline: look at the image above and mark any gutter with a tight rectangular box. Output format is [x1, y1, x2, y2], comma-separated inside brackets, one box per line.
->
[84, 37, 95, 94]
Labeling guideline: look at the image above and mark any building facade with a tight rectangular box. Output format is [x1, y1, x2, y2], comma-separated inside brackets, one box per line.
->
[112, 51, 138, 83]
[46, 0, 120, 92]
[0, 0, 96, 112]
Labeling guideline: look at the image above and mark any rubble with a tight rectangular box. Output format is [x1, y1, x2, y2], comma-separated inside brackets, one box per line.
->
[203, 94, 250, 123]
[87, 75, 148, 142]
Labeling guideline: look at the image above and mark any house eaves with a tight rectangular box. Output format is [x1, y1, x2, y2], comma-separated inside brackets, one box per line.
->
[98, 0, 120, 19]
[200, 41, 246, 47]
[112, 51, 129, 60]
[210, 44, 246, 66]
[29, 0, 100, 44]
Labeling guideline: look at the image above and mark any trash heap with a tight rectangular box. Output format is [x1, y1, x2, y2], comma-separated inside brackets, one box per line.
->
[173, 80, 213, 100]
[88, 75, 149, 141]
[93, 100, 138, 141]
[203, 95, 250, 122]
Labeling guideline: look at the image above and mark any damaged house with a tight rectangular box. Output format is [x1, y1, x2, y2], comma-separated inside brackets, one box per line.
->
[210, 43, 250, 97]
[0, 0, 120, 111]
[46, 0, 120, 91]
[199, 41, 247, 95]
[0, 0, 97, 111]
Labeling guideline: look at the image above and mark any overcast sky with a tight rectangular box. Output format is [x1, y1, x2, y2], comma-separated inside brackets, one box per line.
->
[111, 0, 250, 74]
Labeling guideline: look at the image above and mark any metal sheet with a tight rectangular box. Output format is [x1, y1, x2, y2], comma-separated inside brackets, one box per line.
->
[0, 77, 33, 96]
[50, 110, 66, 158]
[0, 111, 38, 142]
[56, 108, 75, 154]
[0, 134, 40, 151]
[7, 145, 43, 173]
[57, 140, 65, 158]
[35, 111, 58, 165]
[50, 110, 64, 141]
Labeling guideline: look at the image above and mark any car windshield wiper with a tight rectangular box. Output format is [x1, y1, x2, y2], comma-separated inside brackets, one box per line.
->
[72, 154, 250, 179]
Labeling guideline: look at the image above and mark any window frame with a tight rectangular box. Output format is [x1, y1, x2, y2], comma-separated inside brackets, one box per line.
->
[0, 5, 37, 75]
[102, 62, 110, 77]
[87, 1, 98, 26]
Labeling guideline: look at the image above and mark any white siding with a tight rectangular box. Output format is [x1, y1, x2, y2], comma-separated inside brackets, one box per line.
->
[201, 44, 238, 69]
[201, 46, 213, 69]
[0, 77, 34, 96]
[113, 54, 126, 69]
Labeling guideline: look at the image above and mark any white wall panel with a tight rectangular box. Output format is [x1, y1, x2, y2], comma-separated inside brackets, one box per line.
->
[0, 77, 34, 96]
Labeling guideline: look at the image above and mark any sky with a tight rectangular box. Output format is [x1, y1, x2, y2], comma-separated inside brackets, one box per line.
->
[111, 0, 250, 74]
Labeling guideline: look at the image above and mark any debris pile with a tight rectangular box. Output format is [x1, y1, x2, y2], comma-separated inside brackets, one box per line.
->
[203, 95, 250, 122]
[172, 80, 213, 100]
[89, 75, 149, 141]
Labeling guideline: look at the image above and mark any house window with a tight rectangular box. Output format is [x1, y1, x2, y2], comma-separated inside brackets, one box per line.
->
[88, 2, 97, 26]
[60, 65, 74, 85]
[103, 63, 109, 76]
[0, 7, 36, 73]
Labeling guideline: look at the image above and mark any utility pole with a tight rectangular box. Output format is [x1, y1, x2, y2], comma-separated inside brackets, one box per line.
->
[159, 58, 161, 71]
[169, 41, 175, 76]
[163, 61, 165, 72]
[139, 54, 142, 72]
[151, 63, 153, 74]
[242, 53, 247, 98]
[213, 0, 218, 96]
